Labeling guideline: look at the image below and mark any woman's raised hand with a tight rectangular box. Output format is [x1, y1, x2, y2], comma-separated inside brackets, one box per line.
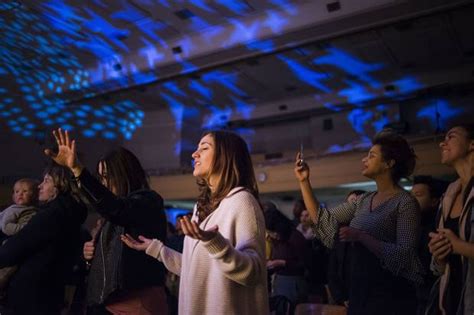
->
[44, 128, 83, 175]
[180, 215, 218, 242]
[121, 233, 152, 251]
[294, 152, 310, 182]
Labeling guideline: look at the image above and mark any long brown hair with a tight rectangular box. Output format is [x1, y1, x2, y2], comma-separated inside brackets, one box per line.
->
[195, 131, 259, 222]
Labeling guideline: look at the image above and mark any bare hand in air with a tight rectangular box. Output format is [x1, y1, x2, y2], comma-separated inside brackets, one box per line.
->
[121, 233, 153, 251]
[44, 128, 83, 176]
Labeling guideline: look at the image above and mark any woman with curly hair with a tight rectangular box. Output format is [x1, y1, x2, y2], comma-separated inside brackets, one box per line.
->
[295, 130, 423, 315]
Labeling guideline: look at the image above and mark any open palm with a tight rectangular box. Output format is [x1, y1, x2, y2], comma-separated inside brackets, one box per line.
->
[44, 128, 79, 170]
[121, 234, 152, 251]
[180, 215, 218, 241]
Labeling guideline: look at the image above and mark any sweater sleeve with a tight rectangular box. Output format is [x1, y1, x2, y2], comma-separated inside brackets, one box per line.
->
[312, 200, 358, 249]
[146, 239, 182, 276]
[379, 197, 424, 283]
[201, 192, 266, 287]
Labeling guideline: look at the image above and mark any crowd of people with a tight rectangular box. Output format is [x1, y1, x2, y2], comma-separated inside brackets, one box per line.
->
[0, 124, 471, 315]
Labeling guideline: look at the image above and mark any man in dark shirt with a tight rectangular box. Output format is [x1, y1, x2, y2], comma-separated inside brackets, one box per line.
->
[411, 175, 448, 315]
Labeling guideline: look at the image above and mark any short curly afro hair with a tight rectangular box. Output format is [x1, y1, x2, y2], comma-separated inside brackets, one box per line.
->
[372, 130, 416, 183]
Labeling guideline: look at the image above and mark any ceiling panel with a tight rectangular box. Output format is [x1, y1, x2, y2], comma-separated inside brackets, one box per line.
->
[449, 6, 474, 59]
[379, 16, 463, 69]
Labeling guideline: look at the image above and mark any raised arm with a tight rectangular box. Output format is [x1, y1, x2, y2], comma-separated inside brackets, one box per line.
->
[44, 129, 166, 231]
[294, 153, 321, 224]
[44, 128, 83, 178]
[73, 169, 166, 228]
[294, 153, 357, 248]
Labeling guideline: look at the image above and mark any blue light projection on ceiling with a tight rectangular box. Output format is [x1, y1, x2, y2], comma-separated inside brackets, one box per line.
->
[3, 0, 302, 124]
[202, 105, 233, 129]
[189, 0, 215, 13]
[277, 55, 331, 92]
[1, 0, 443, 157]
[0, 3, 144, 140]
[314, 48, 384, 89]
[391, 76, 423, 95]
[33, 0, 301, 92]
[416, 99, 464, 130]
[325, 104, 397, 154]
[263, 10, 289, 34]
[216, 0, 250, 15]
[271, 46, 428, 153]
[156, 69, 256, 140]
[339, 80, 375, 104]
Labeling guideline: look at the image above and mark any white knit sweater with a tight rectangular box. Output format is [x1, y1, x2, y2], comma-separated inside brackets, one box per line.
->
[146, 187, 269, 315]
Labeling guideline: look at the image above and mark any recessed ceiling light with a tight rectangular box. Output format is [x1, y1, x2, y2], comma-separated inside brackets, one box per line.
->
[172, 46, 183, 54]
[174, 8, 195, 20]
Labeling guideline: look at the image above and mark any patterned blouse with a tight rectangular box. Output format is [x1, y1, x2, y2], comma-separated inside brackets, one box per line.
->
[312, 190, 424, 284]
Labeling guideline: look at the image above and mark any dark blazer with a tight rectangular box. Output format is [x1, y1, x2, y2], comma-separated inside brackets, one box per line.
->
[75, 169, 167, 306]
[0, 194, 87, 315]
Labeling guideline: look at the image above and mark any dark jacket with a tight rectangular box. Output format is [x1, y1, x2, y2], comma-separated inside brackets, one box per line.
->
[75, 169, 167, 306]
[0, 194, 87, 315]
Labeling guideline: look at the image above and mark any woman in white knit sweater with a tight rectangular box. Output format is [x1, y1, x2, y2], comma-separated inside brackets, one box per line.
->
[122, 131, 269, 315]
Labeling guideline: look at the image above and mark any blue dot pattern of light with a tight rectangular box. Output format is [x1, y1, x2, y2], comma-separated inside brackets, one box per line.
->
[1, 0, 466, 152]
[0, 2, 144, 140]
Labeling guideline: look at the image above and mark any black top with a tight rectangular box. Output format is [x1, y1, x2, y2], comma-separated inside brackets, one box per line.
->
[75, 169, 167, 306]
[0, 194, 87, 315]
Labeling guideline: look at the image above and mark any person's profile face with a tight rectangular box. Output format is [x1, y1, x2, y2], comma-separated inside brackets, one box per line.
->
[13, 182, 36, 206]
[439, 127, 472, 166]
[38, 174, 58, 202]
[361, 145, 390, 179]
[191, 134, 215, 179]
